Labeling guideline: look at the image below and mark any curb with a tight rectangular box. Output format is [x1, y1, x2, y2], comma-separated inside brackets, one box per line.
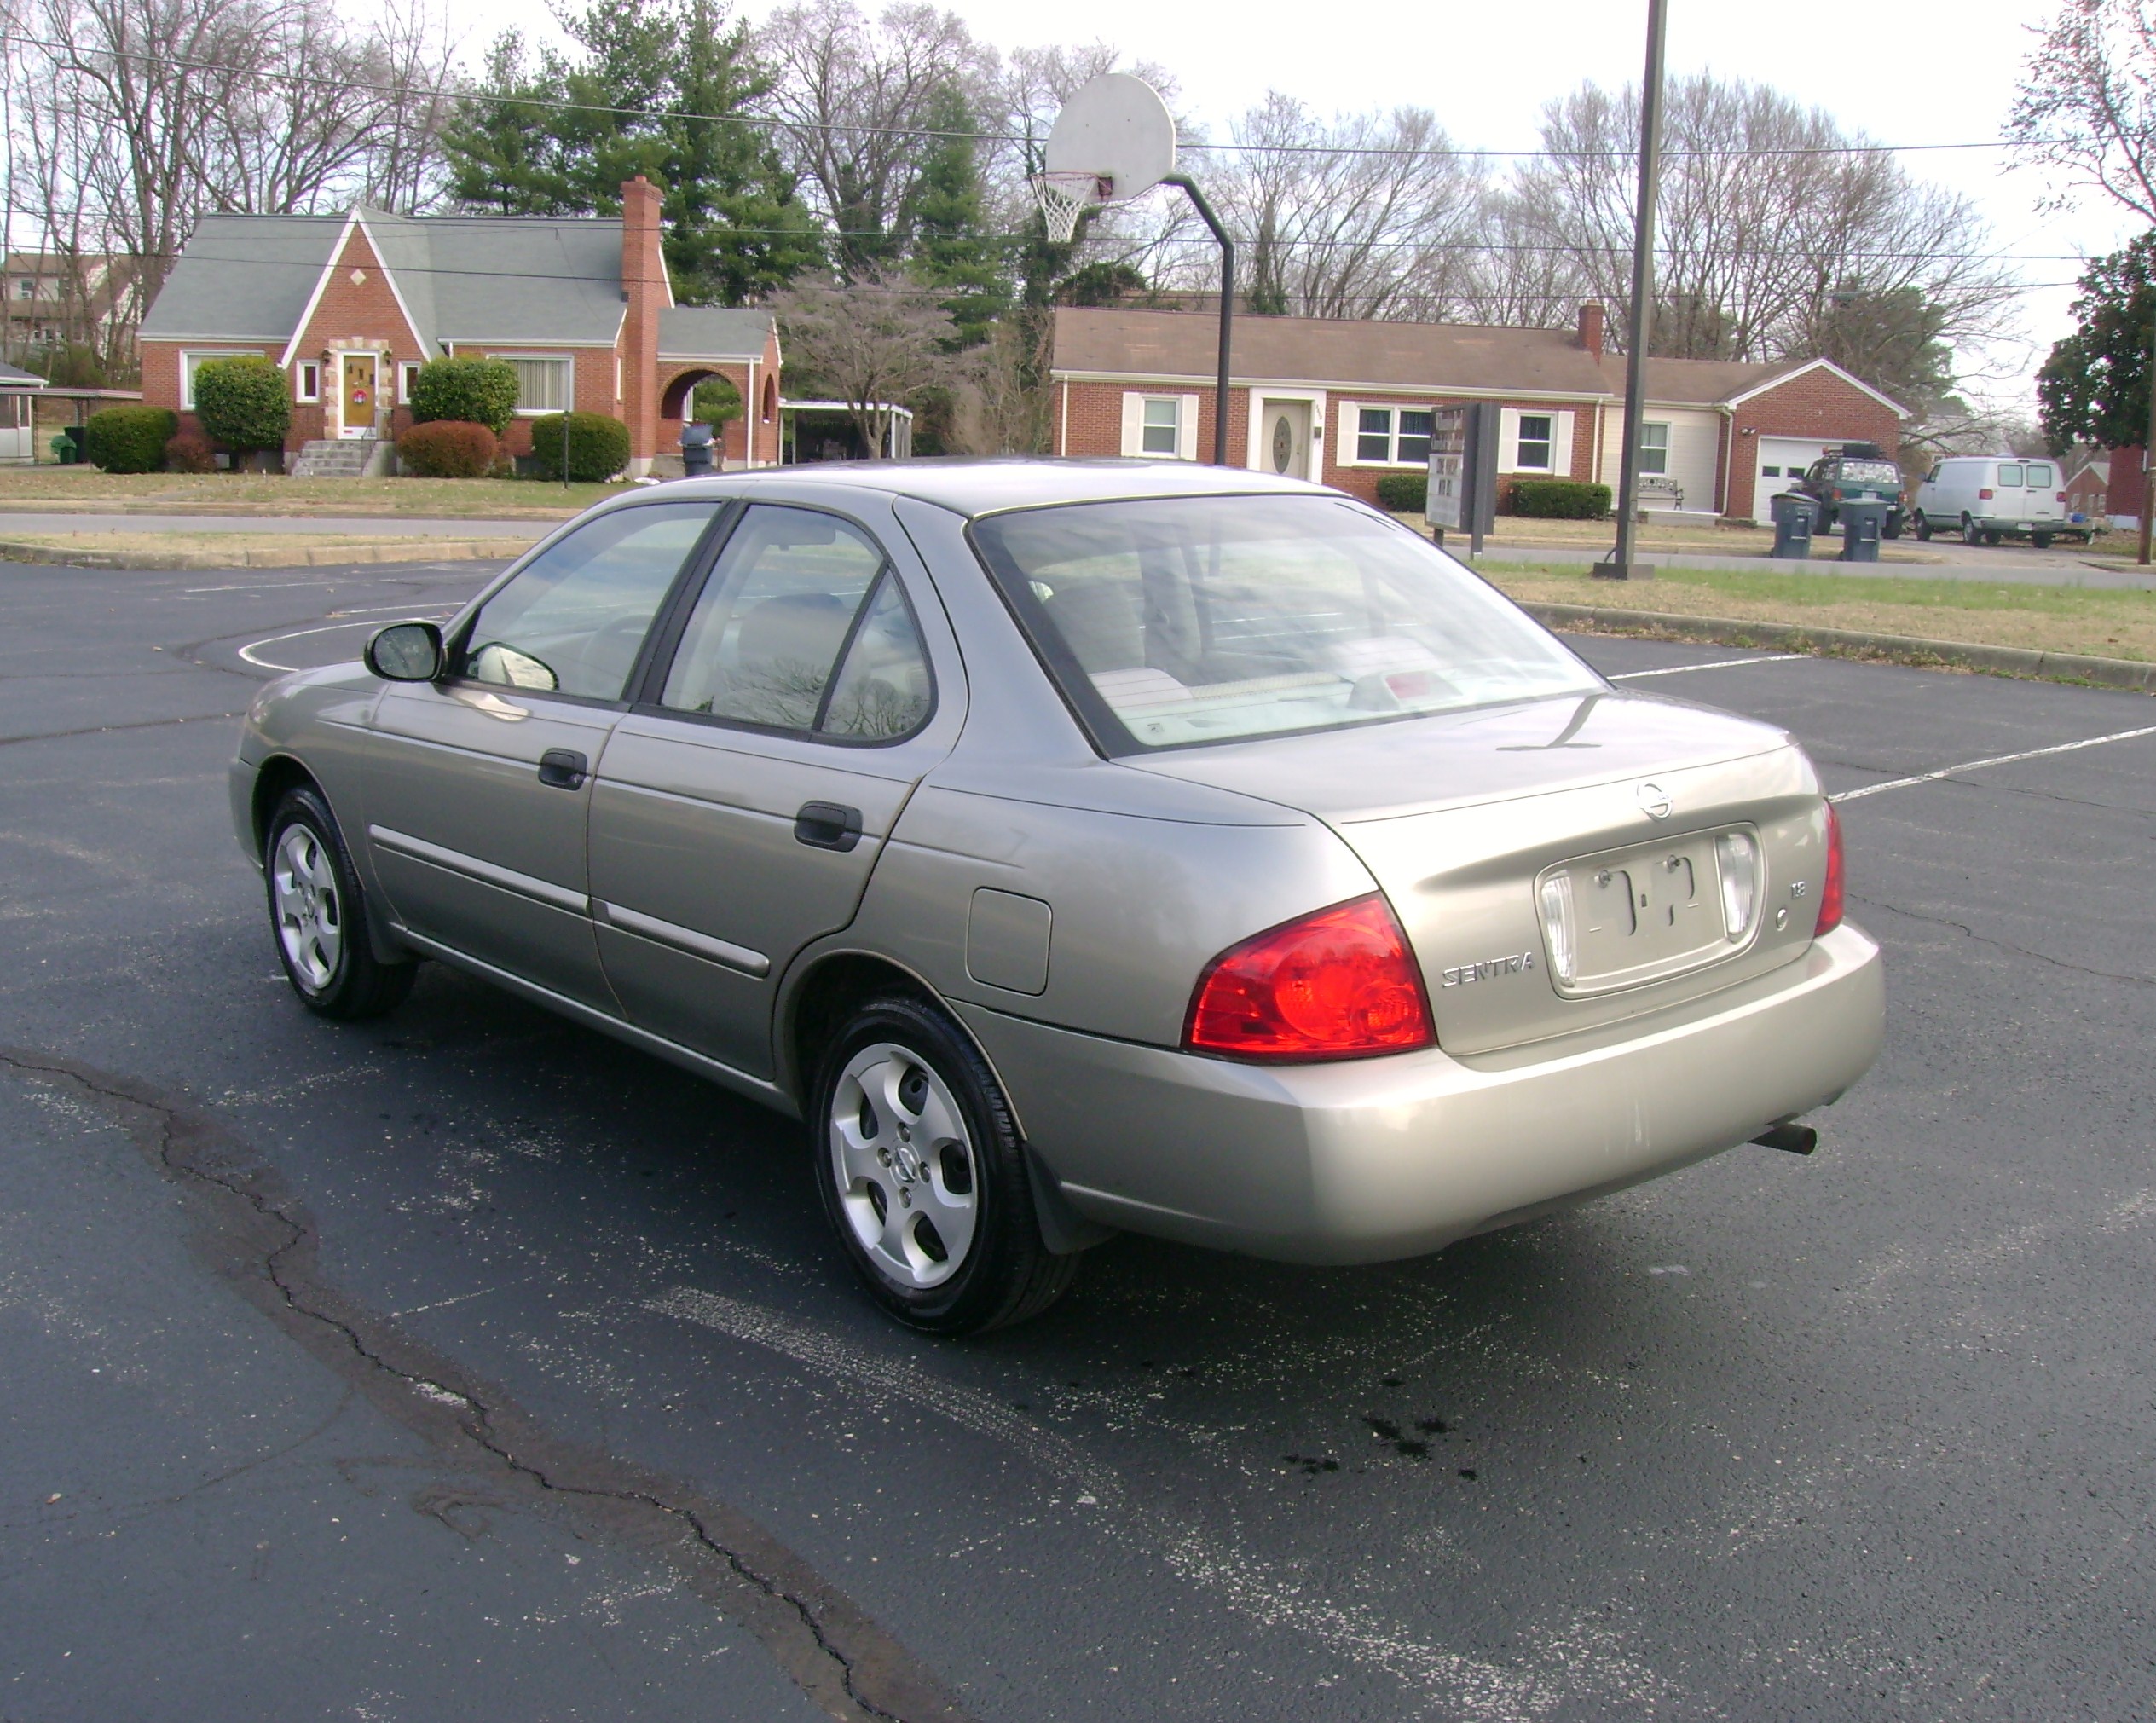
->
[0, 536, 537, 570]
[1517, 601, 2156, 695]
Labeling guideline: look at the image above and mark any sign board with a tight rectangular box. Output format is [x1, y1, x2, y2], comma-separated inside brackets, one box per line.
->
[1425, 403, 1500, 551]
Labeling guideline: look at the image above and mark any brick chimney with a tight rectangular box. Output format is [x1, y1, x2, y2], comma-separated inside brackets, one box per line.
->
[620, 175, 667, 471]
[1578, 301, 1606, 361]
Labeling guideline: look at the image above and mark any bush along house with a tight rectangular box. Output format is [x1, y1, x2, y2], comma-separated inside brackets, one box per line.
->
[1049, 302, 1908, 523]
[135, 176, 781, 477]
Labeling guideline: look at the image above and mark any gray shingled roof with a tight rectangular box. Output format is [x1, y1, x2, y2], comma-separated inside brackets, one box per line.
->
[1598, 354, 1800, 405]
[1053, 307, 1613, 396]
[0, 359, 47, 386]
[141, 210, 632, 350]
[658, 305, 774, 360]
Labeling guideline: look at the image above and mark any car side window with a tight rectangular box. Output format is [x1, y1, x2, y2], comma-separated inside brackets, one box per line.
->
[657, 504, 933, 741]
[457, 504, 716, 701]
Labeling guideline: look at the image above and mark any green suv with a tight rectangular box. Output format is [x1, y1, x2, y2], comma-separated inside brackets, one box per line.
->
[1794, 444, 1905, 539]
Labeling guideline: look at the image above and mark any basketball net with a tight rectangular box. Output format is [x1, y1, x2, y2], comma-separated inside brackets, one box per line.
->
[1030, 170, 1107, 244]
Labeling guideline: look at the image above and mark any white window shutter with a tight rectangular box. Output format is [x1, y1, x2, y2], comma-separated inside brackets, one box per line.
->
[1552, 411, 1575, 477]
[1498, 406, 1523, 472]
[1177, 394, 1200, 461]
[1119, 392, 1144, 457]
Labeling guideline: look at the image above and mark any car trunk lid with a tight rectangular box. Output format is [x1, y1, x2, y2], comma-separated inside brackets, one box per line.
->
[1123, 691, 1833, 1055]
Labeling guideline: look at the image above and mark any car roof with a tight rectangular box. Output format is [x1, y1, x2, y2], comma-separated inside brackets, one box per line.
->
[627, 457, 1334, 520]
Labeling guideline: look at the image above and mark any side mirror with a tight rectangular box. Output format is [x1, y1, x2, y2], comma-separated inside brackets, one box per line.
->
[365, 621, 445, 682]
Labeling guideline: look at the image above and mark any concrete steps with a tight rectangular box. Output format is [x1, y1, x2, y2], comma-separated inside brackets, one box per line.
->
[290, 438, 384, 478]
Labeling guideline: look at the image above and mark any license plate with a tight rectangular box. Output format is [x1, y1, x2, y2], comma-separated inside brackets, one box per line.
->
[1549, 831, 1742, 993]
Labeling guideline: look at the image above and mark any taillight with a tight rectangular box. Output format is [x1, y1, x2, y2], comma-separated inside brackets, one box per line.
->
[1185, 893, 1435, 1061]
[2057, 491, 2068, 503]
[1815, 802, 1844, 937]
[1977, 487, 1994, 500]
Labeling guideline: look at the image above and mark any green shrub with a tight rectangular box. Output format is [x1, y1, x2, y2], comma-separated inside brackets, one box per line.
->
[409, 357, 519, 433]
[1374, 472, 1427, 512]
[398, 419, 499, 478]
[1511, 478, 1612, 520]
[164, 430, 217, 473]
[525, 412, 632, 483]
[192, 355, 290, 454]
[84, 405, 178, 474]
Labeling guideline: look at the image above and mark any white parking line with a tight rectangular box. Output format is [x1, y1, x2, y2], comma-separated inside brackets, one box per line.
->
[183, 580, 333, 594]
[1831, 722, 2156, 803]
[1610, 654, 1810, 679]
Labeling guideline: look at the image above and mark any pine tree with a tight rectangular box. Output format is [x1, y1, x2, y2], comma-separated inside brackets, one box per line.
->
[905, 84, 1010, 349]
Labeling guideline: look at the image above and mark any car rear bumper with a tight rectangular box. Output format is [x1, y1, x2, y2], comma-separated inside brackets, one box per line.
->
[958, 923, 1884, 1265]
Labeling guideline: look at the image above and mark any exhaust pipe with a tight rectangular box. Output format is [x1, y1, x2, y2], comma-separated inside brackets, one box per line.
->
[1751, 1121, 1818, 1156]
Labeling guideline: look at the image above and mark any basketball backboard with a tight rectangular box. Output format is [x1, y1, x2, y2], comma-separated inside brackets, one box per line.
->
[1035, 74, 1176, 240]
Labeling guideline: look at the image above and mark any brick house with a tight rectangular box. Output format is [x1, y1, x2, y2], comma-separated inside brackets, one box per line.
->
[1049, 304, 1907, 523]
[2059, 454, 2110, 525]
[136, 177, 782, 476]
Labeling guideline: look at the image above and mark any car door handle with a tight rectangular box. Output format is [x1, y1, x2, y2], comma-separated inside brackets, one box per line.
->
[537, 748, 587, 789]
[794, 801, 863, 852]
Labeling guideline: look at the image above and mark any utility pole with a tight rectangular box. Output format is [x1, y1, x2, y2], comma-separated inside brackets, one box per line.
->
[2141, 310, 2155, 567]
[1598, 0, 1668, 581]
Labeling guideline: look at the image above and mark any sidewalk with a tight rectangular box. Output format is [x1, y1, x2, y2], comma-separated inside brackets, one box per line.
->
[1471, 541, 2156, 591]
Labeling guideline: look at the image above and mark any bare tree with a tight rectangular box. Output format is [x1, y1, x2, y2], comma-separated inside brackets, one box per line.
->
[1507, 73, 2016, 404]
[2009, 0, 2156, 219]
[771, 270, 957, 454]
[1190, 95, 1485, 321]
[754, 0, 995, 276]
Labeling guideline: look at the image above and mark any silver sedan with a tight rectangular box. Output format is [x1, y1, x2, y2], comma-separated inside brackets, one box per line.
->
[233, 461, 1884, 1333]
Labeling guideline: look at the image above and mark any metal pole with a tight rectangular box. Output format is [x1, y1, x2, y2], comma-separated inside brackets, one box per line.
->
[1163, 174, 1234, 465]
[2141, 310, 2155, 567]
[1600, 0, 1668, 581]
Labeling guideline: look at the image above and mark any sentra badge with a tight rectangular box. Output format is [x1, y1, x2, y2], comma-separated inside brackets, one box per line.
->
[1441, 951, 1537, 988]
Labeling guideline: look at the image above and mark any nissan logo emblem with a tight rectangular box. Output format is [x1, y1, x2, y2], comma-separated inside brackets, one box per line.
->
[1637, 781, 1673, 820]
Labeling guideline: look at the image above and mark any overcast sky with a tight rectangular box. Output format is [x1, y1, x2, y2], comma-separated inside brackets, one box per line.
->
[446, 0, 2136, 414]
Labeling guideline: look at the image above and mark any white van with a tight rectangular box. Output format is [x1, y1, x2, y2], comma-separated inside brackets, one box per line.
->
[1912, 456, 2070, 546]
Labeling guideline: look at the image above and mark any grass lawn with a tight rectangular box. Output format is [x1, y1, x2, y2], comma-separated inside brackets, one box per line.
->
[0, 466, 625, 517]
[0, 529, 540, 567]
[1482, 560, 2156, 664]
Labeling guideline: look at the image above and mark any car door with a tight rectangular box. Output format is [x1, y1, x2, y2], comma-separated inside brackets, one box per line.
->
[364, 500, 724, 1009]
[587, 502, 958, 1079]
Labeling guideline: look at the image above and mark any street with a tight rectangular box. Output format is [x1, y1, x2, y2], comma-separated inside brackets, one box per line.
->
[3, 555, 2153, 1720]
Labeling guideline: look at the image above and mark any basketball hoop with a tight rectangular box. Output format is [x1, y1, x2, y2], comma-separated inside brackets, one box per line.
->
[1030, 170, 1107, 245]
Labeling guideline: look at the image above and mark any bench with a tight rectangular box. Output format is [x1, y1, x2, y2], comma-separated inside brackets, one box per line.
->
[1636, 475, 1685, 510]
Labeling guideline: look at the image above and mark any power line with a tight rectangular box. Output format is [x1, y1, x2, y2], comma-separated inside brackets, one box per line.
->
[0, 26, 2069, 165]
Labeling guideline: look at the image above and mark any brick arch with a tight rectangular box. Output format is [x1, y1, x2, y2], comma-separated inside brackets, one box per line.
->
[657, 361, 752, 465]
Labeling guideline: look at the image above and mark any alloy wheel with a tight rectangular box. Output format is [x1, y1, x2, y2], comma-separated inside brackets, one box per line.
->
[272, 822, 344, 992]
[829, 1042, 979, 1290]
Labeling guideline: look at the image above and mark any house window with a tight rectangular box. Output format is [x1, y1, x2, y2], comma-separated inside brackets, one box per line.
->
[1351, 406, 1437, 465]
[14, 279, 31, 301]
[1141, 396, 1180, 456]
[398, 360, 420, 402]
[505, 356, 573, 413]
[1515, 413, 1554, 471]
[1639, 422, 1670, 476]
[295, 361, 321, 404]
[182, 350, 257, 409]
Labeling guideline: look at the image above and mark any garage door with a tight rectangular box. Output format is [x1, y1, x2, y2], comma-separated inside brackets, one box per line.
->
[1755, 438, 1829, 520]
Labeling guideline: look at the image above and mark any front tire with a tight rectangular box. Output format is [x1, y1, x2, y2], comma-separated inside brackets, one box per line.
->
[812, 993, 1076, 1335]
[265, 785, 417, 1020]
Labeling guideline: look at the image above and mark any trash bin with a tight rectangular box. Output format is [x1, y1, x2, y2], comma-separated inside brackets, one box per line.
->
[1838, 498, 1887, 564]
[55, 425, 86, 465]
[679, 420, 714, 477]
[1769, 491, 1816, 559]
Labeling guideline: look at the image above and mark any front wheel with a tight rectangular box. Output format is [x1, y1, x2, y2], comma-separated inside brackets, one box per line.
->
[812, 994, 1077, 1334]
[265, 785, 417, 1020]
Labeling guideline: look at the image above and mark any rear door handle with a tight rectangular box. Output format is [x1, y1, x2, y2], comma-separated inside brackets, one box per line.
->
[537, 748, 587, 789]
[794, 801, 863, 852]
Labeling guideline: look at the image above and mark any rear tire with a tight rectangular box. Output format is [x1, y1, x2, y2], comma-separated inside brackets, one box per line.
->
[1961, 513, 1980, 543]
[1916, 513, 1933, 541]
[812, 993, 1077, 1335]
[264, 785, 417, 1021]
[2032, 531, 2054, 550]
[1985, 529, 2004, 546]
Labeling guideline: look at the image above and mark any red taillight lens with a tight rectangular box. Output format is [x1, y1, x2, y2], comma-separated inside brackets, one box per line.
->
[1977, 487, 1994, 500]
[1815, 801, 1845, 937]
[1186, 893, 1435, 1061]
[2057, 491, 2068, 503]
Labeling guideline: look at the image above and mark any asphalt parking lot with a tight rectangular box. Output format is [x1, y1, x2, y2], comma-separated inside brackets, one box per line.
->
[3, 556, 2152, 1721]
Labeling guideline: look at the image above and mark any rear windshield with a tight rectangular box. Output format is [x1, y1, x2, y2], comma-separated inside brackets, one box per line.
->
[1839, 460, 1899, 484]
[1998, 463, 2025, 487]
[968, 494, 1599, 755]
[2024, 461, 2055, 487]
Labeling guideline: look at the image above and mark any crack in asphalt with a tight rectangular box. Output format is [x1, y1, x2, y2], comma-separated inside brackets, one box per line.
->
[0, 711, 246, 748]
[1851, 894, 2156, 988]
[0, 1044, 972, 1723]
